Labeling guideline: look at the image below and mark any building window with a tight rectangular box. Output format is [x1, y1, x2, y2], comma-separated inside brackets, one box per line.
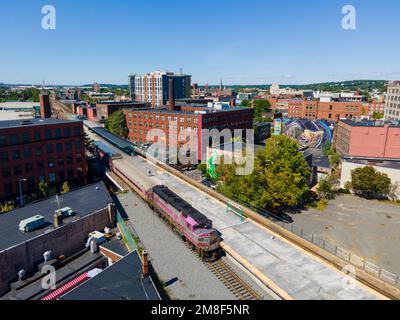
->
[47, 144, 54, 154]
[21, 132, 30, 143]
[49, 173, 56, 183]
[64, 128, 71, 137]
[23, 147, 32, 159]
[56, 143, 63, 152]
[0, 151, 8, 163]
[34, 131, 41, 141]
[36, 147, 43, 156]
[13, 150, 21, 160]
[45, 129, 52, 139]
[55, 128, 62, 138]
[10, 134, 19, 145]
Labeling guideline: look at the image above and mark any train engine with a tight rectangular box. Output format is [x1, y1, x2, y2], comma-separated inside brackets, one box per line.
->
[149, 185, 220, 261]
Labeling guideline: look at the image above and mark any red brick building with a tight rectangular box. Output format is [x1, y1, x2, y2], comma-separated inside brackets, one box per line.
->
[124, 107, 254, 161]
[0, 118, 87, 202]
[335, 119, 400, 159]
[96, 101, 150, 121]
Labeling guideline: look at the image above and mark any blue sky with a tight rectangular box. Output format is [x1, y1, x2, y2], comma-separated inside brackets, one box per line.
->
[0, 0, 399, 85]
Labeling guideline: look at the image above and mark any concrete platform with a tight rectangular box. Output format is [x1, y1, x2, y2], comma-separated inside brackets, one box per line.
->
[88, 127, 385, 300]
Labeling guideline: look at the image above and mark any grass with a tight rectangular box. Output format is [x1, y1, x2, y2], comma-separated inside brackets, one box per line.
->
[306, 199, 329, 211]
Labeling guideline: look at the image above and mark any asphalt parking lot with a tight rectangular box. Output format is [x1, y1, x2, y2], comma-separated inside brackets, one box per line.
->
[292, 195, 400, 275]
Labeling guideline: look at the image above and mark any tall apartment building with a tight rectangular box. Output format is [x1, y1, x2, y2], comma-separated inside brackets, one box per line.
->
[128, 71, 191, 108]
[0, 118, 87, 202]
[384, 81, 400, 121]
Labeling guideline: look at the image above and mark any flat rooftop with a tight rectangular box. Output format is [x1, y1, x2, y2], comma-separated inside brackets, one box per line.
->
[125, 106, 252, 115]
[60, 251, 161, 300]
[0, 181, 112, 252]
[0, 117, 81, 129]
[343, 157, 400, 170]
[340, 119, 400, 128]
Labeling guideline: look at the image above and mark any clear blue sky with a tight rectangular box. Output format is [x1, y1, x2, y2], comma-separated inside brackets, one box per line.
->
[0, 0, 399, 85]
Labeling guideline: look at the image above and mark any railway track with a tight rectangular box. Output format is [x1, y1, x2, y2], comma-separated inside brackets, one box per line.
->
[177, 234, 262, 300]
[205, 259, 263, 300]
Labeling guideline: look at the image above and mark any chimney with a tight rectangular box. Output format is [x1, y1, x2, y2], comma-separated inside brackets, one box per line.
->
[142, 250, 149, 277]
[39, 94, 52, 118]
[54, 212, 63, 228]
[168, 78, 175, 111]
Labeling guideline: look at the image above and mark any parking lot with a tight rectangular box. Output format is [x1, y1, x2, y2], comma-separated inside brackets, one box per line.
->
[292, 195, 400, 275]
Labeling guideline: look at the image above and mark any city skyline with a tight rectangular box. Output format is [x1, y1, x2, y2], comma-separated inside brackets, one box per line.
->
[0, 0, 399, 85]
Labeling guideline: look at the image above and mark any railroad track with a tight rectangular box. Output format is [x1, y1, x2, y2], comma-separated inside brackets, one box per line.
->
[177, 235, 262, 300]
[205, 259, 263, 300]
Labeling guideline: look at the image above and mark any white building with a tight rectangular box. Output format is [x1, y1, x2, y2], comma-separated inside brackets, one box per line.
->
[384, 81, 400, 121]
[340, 158, 400, 200]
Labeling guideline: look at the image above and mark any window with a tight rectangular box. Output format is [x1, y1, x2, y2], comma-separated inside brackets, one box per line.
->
[13, 150, 20, 160]
[14, 165, 23, 175]
[21, 132, 30, 143]
[47, 144, 54, 154]
[48, 161, 55, 168]
[49, 173, 56, 183]
[0, 136, 5, 146]
[55, 128, 62, 138]
[25, 163, 33, 173]
[45, 129, 52, 139]
[65, 142, 72, 151]
[74, 126, 81, 136]
[10, 134, 18, 145]
[0, 152, 8, 163]
[36, 147, 43, 156]
[64, 128, 71, 137]
[56, 143, 63, 152]
[34, 131, 41, 141]
[75, 140, 82, 151]
[23, 147, 32, 159]
[2, 167, 11, 178]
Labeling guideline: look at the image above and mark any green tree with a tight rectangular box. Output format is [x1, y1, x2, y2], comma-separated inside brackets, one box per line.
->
[217, 135, 310, 210]
[105, 110, 129, 138]
[0, 202, 15, 213]
[38, 180, 49, 198]
[253, 99, 271, 123]
[372, 112, 384, 120]
[240, 100, 251, 107]
[317, 178, 334, 200]
[350, 166, 391, 199]
[61, 182, 70, 194]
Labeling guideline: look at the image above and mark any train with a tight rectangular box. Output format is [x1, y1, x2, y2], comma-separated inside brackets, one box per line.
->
[112, 161, 221, 261]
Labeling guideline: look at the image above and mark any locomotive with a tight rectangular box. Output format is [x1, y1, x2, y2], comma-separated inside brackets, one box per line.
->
[112, 161, 221, 261]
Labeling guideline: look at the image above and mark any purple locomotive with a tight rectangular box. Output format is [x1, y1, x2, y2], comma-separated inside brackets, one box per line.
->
[112, 162, 221, 261]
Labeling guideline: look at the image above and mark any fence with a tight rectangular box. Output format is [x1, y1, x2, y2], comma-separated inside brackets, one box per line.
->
[116, 210, 139, 253]
[230, 196, 400, 288]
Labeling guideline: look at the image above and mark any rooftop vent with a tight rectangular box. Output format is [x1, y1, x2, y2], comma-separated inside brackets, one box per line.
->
[21, 120, 33, 125]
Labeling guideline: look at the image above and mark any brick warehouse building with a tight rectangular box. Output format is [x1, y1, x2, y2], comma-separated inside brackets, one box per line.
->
[0, 118, 87, 202]
[95, 101, 150, 121]
[334, 119, 400, 159]
[124, 106, 254, 161]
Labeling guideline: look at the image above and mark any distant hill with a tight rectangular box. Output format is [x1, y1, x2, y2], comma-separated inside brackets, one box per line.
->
[283, 80, 388, 93]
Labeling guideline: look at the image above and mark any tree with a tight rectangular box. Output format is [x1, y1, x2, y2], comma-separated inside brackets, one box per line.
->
[61, 182, 70, 194]
[350, 166, 391, 199]
[317, 178, 334, 200]
[0, 202, 15, 213]
[38, 180, 49, 198]
[217, 135, 310, 210]
[372, 112, 384, 120]
[240, 100, 251, 107]
[105, 110, 129, 138]
[253, 99, 271, 123]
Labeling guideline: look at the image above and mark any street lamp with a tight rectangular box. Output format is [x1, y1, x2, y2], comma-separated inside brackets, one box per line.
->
[18, 178, 27, 207]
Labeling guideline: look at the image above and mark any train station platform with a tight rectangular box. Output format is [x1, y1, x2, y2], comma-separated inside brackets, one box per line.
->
[88, 127, 385, 300]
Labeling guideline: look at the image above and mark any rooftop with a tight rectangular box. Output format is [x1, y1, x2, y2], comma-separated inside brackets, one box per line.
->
[0, 118, 81, 129]
[125, 106, 252, 115]
[91, 127, 133, 150]
[60, 251, 161, 300]
[343, 157, 400, 170]
[340, 119, 400, 128]
[0, 181, 112, 252]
